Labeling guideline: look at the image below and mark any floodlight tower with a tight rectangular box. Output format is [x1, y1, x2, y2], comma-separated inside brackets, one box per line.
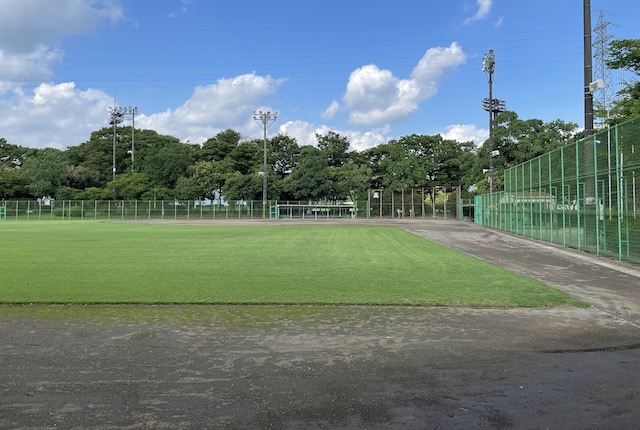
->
[109, 107, 124, 180]
[253, 110, 278, 218]
[108, 106, 138, 178]
[122, 106, 138, 171]
[482, 50, 496, 193]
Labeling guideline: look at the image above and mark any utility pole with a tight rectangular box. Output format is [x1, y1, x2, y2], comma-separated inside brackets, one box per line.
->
[252, 110, 277, 218]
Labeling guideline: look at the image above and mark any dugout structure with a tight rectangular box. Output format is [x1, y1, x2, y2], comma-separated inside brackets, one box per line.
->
[270, 201, 357, 219]
[476, 115, 640, 264]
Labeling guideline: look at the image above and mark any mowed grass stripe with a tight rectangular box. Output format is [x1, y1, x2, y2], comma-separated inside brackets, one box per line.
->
[0, 222, 586, 307]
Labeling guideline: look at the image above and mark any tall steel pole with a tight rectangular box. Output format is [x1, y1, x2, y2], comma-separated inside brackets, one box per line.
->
[483, 50, 496, 194]
[253, 110, 277, 218]
[109, 106, 137, 178]
[129, 107, 138, 171]
[109, 107, 123, 180]
[584, 0, 594, 137]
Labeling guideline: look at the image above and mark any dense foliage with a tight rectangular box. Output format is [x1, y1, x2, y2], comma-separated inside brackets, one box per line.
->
[604, 39, 640, 125]
[0, 114, 581, 202]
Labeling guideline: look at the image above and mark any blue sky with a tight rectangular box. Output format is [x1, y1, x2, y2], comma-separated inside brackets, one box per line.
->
[0, 0, 638, 151]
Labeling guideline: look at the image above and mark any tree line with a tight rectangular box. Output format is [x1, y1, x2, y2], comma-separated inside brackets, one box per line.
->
[0, 113, 580, 203]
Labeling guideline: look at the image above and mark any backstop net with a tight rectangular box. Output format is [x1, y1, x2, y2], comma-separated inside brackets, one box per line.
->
[366, 187, 462, 220]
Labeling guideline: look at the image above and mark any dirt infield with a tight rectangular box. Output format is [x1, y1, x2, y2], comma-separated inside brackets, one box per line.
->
[1, 219, 639, 429]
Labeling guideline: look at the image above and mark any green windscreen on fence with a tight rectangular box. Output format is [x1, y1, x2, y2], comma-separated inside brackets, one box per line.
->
[476, 116, 640, 264]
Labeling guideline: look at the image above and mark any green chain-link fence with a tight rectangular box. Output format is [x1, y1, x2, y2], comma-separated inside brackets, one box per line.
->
[476, 116, 640, 264]
[0, 200, 272, 221]
[0, 187, 464, 222]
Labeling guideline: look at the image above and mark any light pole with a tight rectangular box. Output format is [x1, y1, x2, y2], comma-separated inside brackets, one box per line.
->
[109, 107, 124, 180]
[253, 110, 278, 218]
[482, 50, 496, 193]
[108, 106, 138, 178]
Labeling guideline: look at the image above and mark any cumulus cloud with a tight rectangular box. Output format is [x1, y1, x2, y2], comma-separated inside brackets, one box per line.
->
[0, 72, 284, 149]
[278, 120, 389, 152]
[0, 82, 114, 149]
[440, 124, 488, 146]
[0, 0, 124, 87]
[278, 120, 319, 147]
[137, 73, 285, 144]
[322, 100, 340, 120]
[340, 43, 466, 125]
[464, 0, 493, 24]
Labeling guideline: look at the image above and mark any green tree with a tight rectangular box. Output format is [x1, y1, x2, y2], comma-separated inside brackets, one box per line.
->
[200, 129, 241, 162]
[282, 146, 331, 200]
[0, 138, 33, 198]
[224, 141, 261, 175]
[105, 172, 153, 200]
[317, 131, 350, 167]
[65, 127, 119, 186]
[222, 172, 263, 202]
[190, 161, 228, 205]
[606, 39, 640, 124]
[19, 148, 68, 198]
[474, 112, 578, 193]
[141, 139, 197, 189]
[0, 168, 28, 198]
[269, 134, 300, 177]
[365, 135, 437, 191]
[66, 165, 102, 190]
[1, 138, 37, 169]
[174, 176, 202, 200]
[329, 161, 372, 201]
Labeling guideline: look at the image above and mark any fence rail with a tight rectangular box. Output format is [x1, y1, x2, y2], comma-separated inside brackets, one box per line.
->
[476, 116, 640, 264]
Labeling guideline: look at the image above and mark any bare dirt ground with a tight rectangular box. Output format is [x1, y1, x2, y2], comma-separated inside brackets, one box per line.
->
[1, 219, 639, 429]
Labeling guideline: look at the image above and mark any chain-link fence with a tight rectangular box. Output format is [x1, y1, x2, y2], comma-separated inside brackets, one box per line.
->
[0, 200, 272, 221]
[476, 116, 640, 264]
[0, 187, 464, 222]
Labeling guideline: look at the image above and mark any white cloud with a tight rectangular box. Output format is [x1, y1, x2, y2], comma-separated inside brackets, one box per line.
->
[138, 73, 285, 144]
[0, 0, 124, 86]
[278, 120, 319, 147]
[440, 124, 488, 146]
[341, 43, 466, 125]
[0, 72, 283, 149]
[346, 127, 390, 152]
[464, 0, 493, 24]
[278, 120, 390, 152]
[322, 100, 340, 120]
[0, 82, 113, 149]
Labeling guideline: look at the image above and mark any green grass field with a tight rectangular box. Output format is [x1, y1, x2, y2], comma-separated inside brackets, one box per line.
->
[0, 222, 586, 307]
